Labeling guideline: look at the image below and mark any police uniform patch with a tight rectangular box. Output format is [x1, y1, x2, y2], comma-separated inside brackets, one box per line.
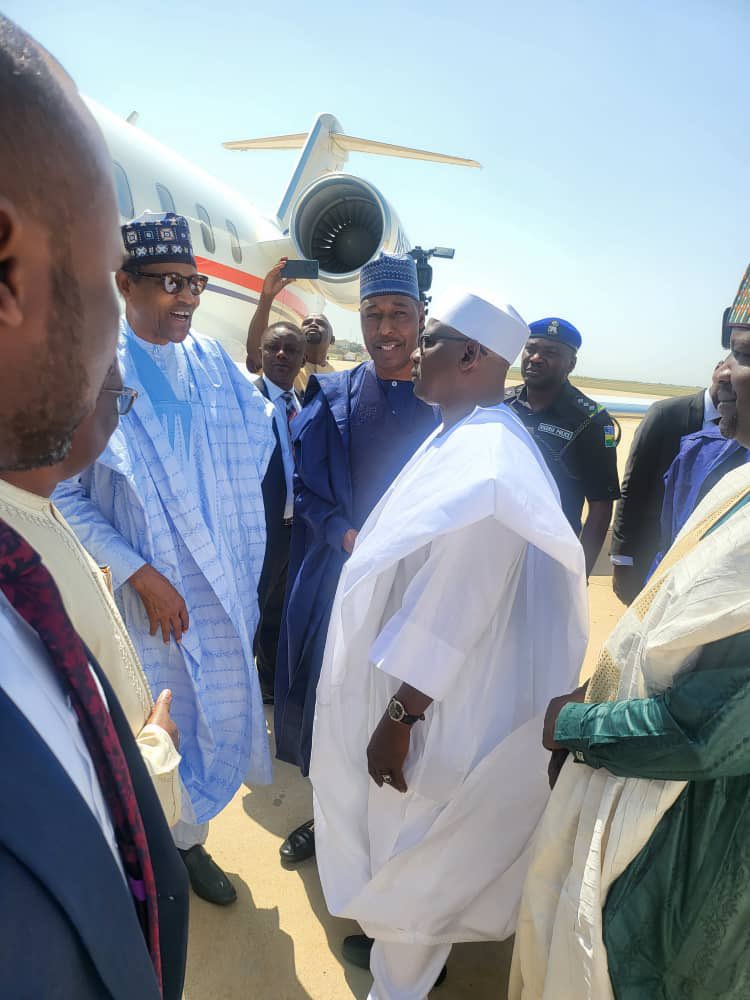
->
[503, 380, 621, 535]
[538, 422, 574, 441]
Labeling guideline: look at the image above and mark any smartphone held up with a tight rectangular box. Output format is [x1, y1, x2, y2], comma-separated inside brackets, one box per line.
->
[281, 259, 320, 280]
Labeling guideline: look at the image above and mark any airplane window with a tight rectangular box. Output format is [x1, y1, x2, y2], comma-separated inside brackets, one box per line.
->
[156, 183, 176, 214]
[112, 161, 134, 219]
[226, 219, 243, 264]
[196, 204, 215, 254]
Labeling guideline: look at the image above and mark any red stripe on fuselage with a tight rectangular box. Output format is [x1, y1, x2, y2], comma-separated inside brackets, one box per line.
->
[195, 256, 310, 318]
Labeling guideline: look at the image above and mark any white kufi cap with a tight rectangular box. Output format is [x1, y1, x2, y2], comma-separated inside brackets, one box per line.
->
[431, 289, 529, 364]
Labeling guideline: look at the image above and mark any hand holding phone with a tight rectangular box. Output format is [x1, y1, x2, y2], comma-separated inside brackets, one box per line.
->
[280, 258, 320, 280]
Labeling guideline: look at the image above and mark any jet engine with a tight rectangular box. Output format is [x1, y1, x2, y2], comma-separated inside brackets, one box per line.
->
[290, 174, 410, 309]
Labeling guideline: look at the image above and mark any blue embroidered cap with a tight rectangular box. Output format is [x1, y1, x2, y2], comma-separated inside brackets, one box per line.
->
[528, 317, 582, 351]
[729, 263, 750, 327]
[360, 252, 420, 303]
[121, 211, 196, 268]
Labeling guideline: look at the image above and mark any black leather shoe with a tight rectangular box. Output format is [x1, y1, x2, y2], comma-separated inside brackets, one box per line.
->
[280, 819, 315, 865]
[178, 845, 237, 905]
[342, 934, 447, 988]
[342, 933, 373, 969]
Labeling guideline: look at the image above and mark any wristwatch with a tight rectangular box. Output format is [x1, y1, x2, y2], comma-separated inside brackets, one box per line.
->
[387, 696, 425, 726]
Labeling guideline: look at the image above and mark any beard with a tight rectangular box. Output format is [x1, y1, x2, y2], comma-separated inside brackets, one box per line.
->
[0, 258, 88, 472]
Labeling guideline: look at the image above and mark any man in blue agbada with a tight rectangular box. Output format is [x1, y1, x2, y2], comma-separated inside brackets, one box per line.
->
[55, 212, 275, 905]
[275, 253, 439, 865]
[649, 357, 749, 575]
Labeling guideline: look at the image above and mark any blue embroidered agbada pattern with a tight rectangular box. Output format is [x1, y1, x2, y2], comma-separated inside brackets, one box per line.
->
[55, 321, 275, 823]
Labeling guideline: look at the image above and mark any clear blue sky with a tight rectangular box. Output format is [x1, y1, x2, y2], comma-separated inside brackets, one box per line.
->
[9, 0, 749, 385]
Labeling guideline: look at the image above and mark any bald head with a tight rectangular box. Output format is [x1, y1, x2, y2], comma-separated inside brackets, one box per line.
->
[0, 16, 121, 470]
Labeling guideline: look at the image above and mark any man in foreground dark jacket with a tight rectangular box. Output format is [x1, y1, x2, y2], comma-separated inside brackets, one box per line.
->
[0, 17, 188, 998]
[610, 359, 725, 603]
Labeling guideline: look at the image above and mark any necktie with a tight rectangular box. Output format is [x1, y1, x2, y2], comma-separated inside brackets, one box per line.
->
[0, 519, 162, 992]
[281, 390, 297, 438]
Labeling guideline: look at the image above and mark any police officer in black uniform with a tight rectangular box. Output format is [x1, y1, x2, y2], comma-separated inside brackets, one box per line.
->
[505, 317, 620, 577]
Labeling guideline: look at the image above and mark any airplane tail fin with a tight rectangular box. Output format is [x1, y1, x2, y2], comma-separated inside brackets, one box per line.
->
[222, 113, 480, 229]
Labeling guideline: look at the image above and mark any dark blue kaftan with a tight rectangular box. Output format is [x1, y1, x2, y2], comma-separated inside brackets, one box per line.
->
[274, 361, 438, 774]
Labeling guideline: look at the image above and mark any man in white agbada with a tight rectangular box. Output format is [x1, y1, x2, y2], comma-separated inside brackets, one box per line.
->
[55, 212, 274, 906]
[310, 290, 589, 1000]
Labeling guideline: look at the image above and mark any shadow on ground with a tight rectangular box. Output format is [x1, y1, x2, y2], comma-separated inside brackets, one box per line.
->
[238, 711, 513, 998]
[242, 714, 371, 997]
[185, 871, 313, 1000]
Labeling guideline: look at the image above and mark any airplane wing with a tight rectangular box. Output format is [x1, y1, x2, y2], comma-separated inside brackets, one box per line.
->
[223, 113, 480, 230]
[224, 129, 480, 168]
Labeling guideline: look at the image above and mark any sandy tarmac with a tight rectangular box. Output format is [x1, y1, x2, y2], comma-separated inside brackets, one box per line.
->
[184, 418, 640, 999]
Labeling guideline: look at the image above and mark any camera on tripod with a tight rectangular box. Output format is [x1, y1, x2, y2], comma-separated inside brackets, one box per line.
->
[408, 246, 455, 309]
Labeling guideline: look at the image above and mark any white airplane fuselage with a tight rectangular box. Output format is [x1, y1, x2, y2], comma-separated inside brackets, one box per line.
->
[91, 99, 324, 362]
[91, 100, 660, 416]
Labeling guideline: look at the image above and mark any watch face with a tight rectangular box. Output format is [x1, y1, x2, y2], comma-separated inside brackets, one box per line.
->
[388, 698, 405, 722]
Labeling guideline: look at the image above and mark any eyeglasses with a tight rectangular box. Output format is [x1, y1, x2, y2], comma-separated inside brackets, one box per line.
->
[100, 386, 139, 415]
[129, 271, 208, 296]
[417, 332, 469, 352]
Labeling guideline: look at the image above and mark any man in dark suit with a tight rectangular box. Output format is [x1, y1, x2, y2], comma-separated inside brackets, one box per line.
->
[0, 17, 188, 998]
[253, 322, 306, 702]
[0, 640, 189, 1000]
[610, 359, 725, 604]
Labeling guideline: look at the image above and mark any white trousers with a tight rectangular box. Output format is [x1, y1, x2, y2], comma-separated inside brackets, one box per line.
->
[367, 940, 451, 1000]
[171, 819, 209, 851]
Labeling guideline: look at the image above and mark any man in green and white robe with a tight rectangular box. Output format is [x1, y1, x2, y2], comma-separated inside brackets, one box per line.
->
[511, 268, 750, 1000]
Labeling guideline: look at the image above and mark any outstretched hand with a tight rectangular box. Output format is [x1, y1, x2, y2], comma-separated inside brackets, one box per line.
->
[262, 259, 296, 299]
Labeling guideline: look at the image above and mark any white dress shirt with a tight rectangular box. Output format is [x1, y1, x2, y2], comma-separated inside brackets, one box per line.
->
[263, 375, 301, 520]
[703, 387, 719, 427]
[0, 591, 124, 877]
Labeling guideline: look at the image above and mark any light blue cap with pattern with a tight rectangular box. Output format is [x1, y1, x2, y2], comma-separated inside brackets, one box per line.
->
[359, 252, 419, 303]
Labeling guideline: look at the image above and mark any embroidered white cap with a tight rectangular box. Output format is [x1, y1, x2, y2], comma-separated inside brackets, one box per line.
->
[430, 288, 529, 365]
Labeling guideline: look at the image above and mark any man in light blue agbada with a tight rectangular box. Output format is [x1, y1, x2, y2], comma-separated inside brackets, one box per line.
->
[55, 212, 275, 905]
